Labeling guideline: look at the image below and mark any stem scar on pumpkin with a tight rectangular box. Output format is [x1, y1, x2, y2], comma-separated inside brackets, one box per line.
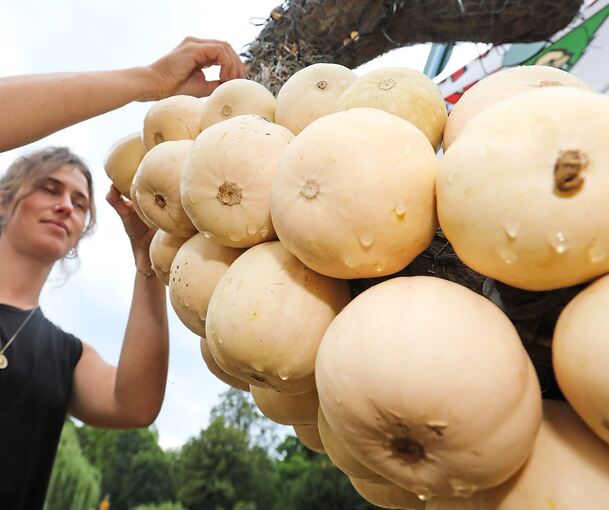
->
[217, 181, 242, 206]
[389, 437, 426, 464]
[554, 150, 588, 194]
[154, 194, 167, 208]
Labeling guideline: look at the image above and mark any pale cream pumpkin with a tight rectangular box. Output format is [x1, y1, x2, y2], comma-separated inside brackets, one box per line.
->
[182, 115, 294, 248]
[199, 79, 275, 131]
[104, 132, 146, 198]
[294, 424, 326, 454]
[149, 230, 189, 285]
[133, 140, 197, 238]
[271, 107, 437, 279]
[129, 178, 157, 230]
[336, 67, 447, 150]
[143, 95, 205, 151]
[553, 273, 609, 445]
[205, 241, 351, 394]
[169, 233, 243, 336]
[428, 401, 609, 509]
[315, 276, 541, 498]
[443, 65, 591, 150]
[275, 63, 357, 134]
[318, 406, 386, 482]
[438, 87, 609, 291]
[250, 386, 319, 425]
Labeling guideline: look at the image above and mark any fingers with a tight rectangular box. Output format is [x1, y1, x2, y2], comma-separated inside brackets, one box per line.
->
[148, 37, 246, 100]
[106, 185, 133, 219]
[187, 41, 245, 82]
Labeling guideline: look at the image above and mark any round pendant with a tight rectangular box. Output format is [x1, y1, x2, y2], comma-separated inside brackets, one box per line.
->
[0, 353, 7, 369]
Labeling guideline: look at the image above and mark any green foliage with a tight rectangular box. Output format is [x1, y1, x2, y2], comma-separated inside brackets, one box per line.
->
[77, 426, 175, 510]
[45, 391, 379, 510]
[272, 435, 378, 510]
[233, 502, 257, 510]
[175, 416, 276, 510]
[131, 502, 185, 510]
[44, 419, 101, 510]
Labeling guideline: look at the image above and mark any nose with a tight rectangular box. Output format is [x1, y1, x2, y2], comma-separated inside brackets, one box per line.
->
[53, 193, 75, 215]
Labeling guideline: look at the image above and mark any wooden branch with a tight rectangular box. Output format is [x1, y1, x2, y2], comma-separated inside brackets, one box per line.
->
[246, 0, 584, 92]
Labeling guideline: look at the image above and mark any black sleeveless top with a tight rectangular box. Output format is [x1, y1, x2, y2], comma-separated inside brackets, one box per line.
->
[0, 304, 83, 510]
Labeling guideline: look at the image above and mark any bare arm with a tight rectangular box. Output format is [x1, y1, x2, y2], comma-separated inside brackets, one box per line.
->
[0, 37, 246, 152]
[69, 186, 169, 428]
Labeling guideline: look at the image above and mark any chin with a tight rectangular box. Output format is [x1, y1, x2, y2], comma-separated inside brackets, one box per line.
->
[33, 240, 76, 264]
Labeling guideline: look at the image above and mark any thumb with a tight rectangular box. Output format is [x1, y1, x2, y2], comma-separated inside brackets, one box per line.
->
[106, 185, 133, 219]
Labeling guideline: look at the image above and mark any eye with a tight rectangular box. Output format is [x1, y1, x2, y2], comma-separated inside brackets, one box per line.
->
[41, 184, 58, 194]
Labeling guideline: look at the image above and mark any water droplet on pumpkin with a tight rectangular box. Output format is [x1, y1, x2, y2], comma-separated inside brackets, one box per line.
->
[449, 479, 478, 498]
[202, 231, 213, 239]
[259, 227, 270, 237]
[278, 369, 291, 381]
[413, 486, 432, 502]
[230, 233, 242, 243]
[588, 244, 608, 263]
[503, 220, 519, 240]
[394, 203, 407, 218]
[247, 224, 258, 236]
[344, 256, 358, 268]
[548, 232, 569, 254]
[217, 338, 224, 347]
[496, 246, 518, 264]
[358, 231, 375, 248]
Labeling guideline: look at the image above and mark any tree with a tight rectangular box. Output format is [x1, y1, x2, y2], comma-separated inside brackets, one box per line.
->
[209, 388, 261, 434]
[44, 419, 101, 510]
[77, 426, 176, 510]
[175, 416, 276, 510]
[132, 503, 185, 510]
[272, 435, 377, 510]
[210, 388, 280, 450]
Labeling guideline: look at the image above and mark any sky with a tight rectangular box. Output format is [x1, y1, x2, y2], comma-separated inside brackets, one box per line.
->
[0, 0, 484, 449]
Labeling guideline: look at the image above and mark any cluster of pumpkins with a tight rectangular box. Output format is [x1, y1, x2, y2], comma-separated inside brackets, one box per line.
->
[104, 62, 609, 509]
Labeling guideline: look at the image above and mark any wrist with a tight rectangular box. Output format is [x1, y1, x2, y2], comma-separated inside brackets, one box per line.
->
[136, 266, 156, 279]
[130, 66, 163, 102]
[134, 250, 154, 277]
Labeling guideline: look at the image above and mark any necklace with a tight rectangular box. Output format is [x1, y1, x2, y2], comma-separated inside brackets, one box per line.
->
[0, 308, 37, 370]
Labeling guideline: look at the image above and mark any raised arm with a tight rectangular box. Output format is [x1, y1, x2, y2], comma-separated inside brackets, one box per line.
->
[0, 37, 246, 152]
[69, 186, 170, 428]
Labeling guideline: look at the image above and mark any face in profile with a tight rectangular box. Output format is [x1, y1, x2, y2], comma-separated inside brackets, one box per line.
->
[2, 164, 91, 263]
